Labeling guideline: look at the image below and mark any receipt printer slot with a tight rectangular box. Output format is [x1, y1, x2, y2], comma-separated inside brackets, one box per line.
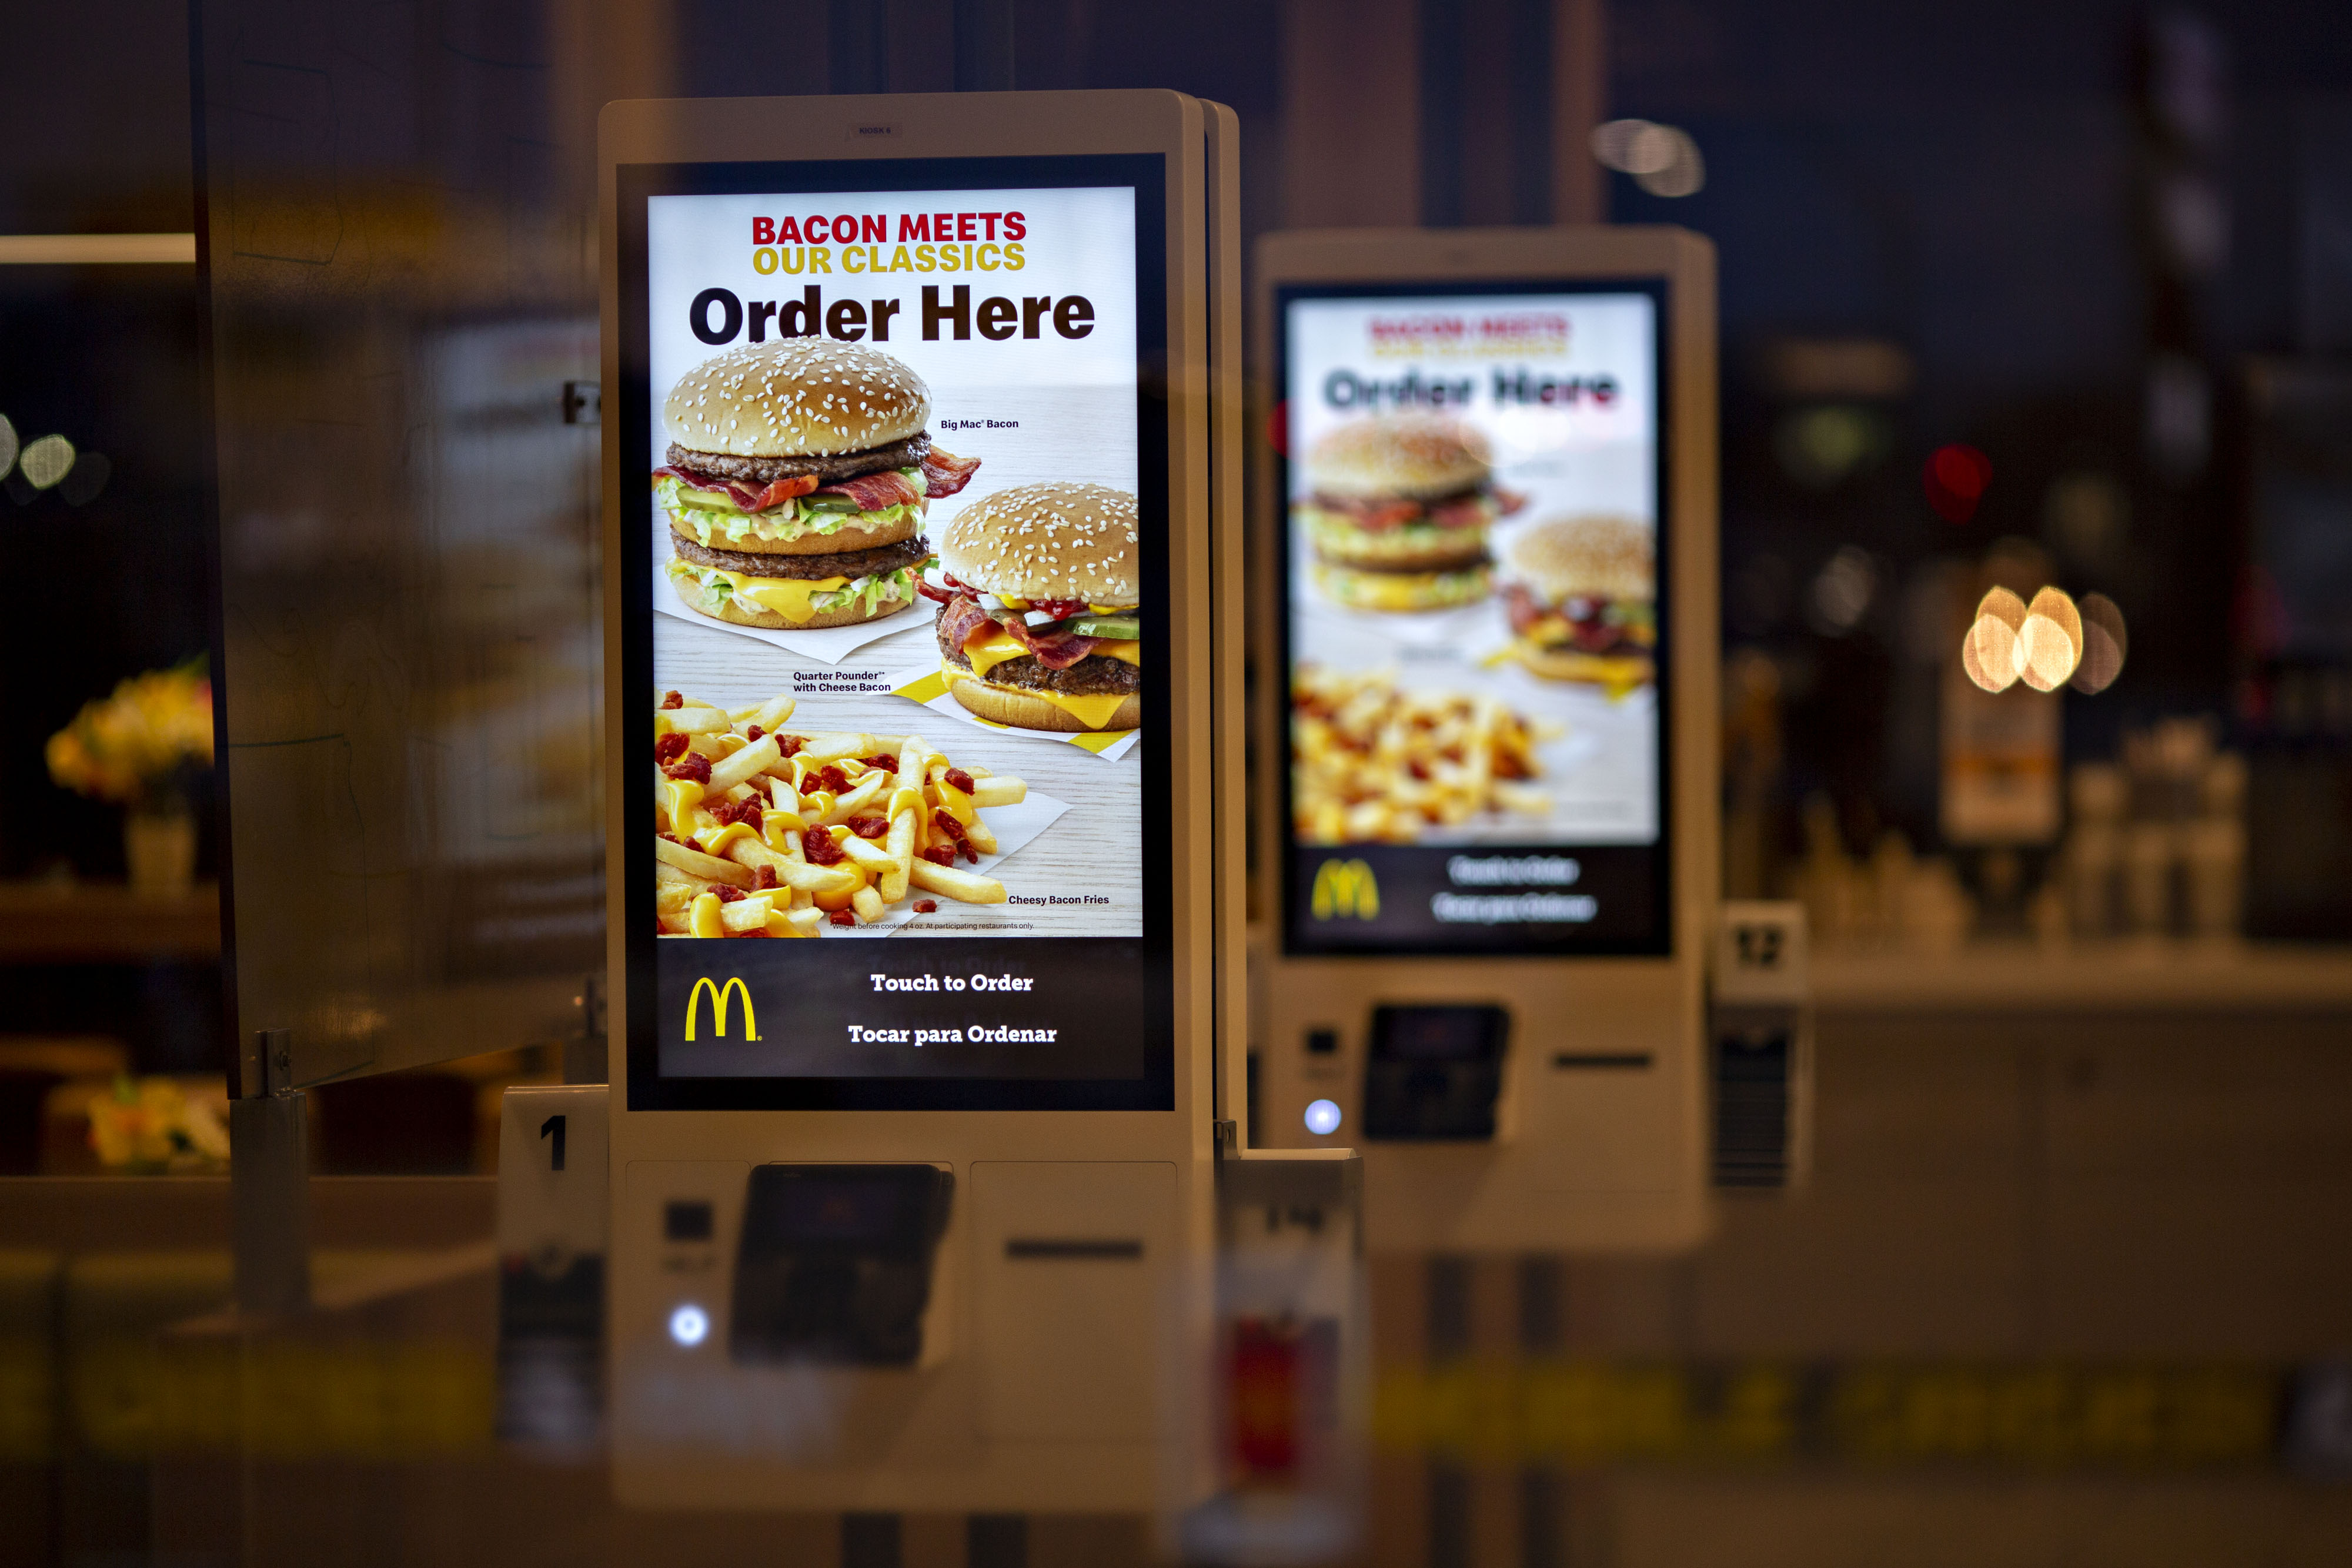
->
[1361, 1005, 1509, 1141]
[730, 1164, 952, 1366]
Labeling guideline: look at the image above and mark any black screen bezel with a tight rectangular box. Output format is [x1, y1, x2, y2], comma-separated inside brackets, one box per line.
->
[619, 153, 1175, 1111]
[1273, 276, 1675, 960]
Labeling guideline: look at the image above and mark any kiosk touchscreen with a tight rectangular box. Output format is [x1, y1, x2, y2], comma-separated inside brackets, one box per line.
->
[1252, 228, 1718, 1251]
[599, 91, 1231, 1512]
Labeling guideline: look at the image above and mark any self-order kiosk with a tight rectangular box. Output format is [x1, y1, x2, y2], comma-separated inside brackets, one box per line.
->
[598, 91, 1259, 1514]
[1251, 228, 1719, 1252]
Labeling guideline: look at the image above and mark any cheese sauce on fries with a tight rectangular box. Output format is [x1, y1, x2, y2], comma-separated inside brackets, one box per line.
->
[653, 688, 1026, 937]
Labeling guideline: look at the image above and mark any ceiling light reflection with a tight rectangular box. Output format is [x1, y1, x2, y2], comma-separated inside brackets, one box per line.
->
[18, 434, 74, 490]
[2017, 587, 2083, 691]
[1591, 119, 1706, 198]
[1963, 587, 2027, 693]
[2072, 593, 2128, 694]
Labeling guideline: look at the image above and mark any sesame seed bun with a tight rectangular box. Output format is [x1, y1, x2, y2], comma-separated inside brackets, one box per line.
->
[1305, 413, 1492, 501]
[1505, 515, 1654, 604]
[947, 678, 1142, 734]
[938, 483, 1140, 607]
[1515, 646, 1656, 687]
[663, 339, 930, 457]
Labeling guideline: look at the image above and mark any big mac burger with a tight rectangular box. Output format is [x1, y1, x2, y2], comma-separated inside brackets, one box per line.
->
[1295, 412, 1523, 612]
[1499, 514, 1657, 691]
[654, 339, 979, 630]
[926, 483, 1141, 734]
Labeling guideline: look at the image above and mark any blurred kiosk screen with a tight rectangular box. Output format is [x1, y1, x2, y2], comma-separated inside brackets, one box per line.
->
[1254, 229, 1718, 1251]
[600, 93, 1233, 1513]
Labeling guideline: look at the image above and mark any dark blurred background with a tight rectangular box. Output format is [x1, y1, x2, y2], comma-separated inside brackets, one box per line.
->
[2, 6, 2352, 1562]
[7, 0, 2350, 1003]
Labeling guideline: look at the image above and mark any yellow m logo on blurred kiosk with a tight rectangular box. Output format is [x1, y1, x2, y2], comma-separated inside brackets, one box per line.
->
[684, 977, 757, 1042]
[1311, 858, 1379, 921]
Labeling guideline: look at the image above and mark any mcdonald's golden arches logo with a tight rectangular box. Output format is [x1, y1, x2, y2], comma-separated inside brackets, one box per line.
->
[685, 976, 759, 1041]
[1311, 858, 1380, 920]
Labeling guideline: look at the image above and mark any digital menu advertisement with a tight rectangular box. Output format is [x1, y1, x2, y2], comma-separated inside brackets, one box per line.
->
[620, 158, 1171, 1107]
[1278, 283, 1671, 955]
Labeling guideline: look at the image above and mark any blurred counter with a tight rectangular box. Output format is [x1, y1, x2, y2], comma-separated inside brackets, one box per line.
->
[0, 1175, 492, 1252]
[0, 880, 219, 963]
[1812, 940, 2352, 1013]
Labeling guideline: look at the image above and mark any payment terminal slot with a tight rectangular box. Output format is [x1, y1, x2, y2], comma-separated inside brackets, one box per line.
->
[600, 91, 1240, 1514]
[730, 1165, 954, 1368]
[1251, 227, 1720, 1253]
[1360, 1005, 1509, 1142]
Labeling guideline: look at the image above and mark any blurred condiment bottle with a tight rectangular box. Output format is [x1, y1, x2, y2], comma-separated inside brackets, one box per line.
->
[2065, 763, 2125, 937]
[2064, 718, 2246, 941]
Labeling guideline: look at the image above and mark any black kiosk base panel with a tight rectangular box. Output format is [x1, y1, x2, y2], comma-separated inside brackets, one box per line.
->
[1360, 1004, 1509, 1141]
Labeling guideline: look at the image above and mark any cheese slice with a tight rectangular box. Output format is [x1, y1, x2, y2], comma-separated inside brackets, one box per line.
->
[961, 628, 1031, 678]
[699, 567, 851, 624]
[963, 625, 1143, 676]
[944, 664, 1134, 731]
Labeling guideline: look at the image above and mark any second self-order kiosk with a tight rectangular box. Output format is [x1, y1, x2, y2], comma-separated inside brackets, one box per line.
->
[594, 90, 1360, 1532]
[1251, 227, 1719, 1252]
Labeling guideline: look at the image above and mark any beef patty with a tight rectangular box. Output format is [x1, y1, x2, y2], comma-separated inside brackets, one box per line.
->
[666, 432, 930, 487]
[671, 531, 931, 581]
[936, 613, 1142, 698]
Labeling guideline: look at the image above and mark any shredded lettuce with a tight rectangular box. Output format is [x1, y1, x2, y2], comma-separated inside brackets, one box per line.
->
[807, 560, 930, 615]
[656, 474, 921, 546]
[665, 555, 933, 620]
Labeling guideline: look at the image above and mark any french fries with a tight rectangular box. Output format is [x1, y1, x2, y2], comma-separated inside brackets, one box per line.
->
[1290, 666, 1553, 845]
[909, 859, 1008, 905]
[655, 691, 1027, 936]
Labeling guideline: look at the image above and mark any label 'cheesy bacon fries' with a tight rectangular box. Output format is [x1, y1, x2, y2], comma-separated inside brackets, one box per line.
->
[652, 689, 1027, 937]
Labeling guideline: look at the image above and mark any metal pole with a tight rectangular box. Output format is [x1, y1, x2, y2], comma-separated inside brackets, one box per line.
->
[230, 1028, 309, 1316]
[828, 0, 890, 95]
[953, 0, 1015, 92]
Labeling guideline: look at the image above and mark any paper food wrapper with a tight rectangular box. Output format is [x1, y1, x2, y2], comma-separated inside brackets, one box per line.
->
[884, 665, 1140, 762]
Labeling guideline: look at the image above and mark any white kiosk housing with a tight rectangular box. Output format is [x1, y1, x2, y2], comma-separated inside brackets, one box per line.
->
[1250, 228, 1719, 1253]
[598, 90, 1241, 1513]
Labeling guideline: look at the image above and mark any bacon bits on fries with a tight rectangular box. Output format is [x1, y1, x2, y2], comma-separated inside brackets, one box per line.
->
[1290, 666, 1552, 845]
[653, 688, 1026, 937]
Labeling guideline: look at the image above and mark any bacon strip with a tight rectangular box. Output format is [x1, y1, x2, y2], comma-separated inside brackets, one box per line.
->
[1001, 618, 1105, 670]
[1426, 496, 1493, 530]
[1309, 493, 1428, 530]
[653, 465, 820, 513]
[1310, 487, 1518, 531]
[938, 593, 998, 650]
[814, 469, 924, 512]
[920, 446, 981, 499]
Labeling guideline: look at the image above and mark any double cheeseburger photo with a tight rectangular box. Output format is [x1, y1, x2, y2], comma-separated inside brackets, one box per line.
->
[1295, 412, 1524, 613]
[654, 339, 979, 630]
[1499, 514, 1658, 692]
[928, 483, 1142, 734]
